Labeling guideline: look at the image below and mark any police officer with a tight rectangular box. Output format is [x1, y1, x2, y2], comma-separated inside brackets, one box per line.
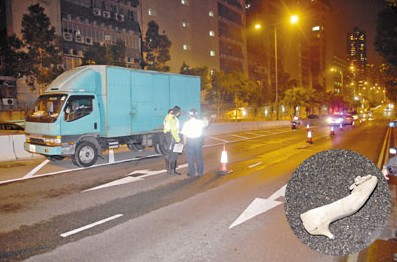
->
[181, 108, 206, 178]
[166, 106, 182, 175]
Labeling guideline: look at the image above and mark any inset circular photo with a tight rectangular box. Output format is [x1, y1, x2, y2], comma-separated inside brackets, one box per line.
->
[284, 149, 392, 256]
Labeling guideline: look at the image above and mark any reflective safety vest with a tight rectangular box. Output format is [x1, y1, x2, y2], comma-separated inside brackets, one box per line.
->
[169, 115, 180, 142]
[163, 113, 173, 133]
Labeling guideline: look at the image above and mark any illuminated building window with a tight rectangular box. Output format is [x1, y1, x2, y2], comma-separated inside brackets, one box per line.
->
[209, 11, 214, 17]
[182, 21, 190, 28]
[210, 50, 216, 56]
[183, 44, 191, 50]
[148, 8, 157, 16]
[209, 30, 215, 36]
[181, 0, 190, 5]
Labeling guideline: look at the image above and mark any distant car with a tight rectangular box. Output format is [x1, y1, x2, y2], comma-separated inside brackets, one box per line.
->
[0, 120, 25, 131]
[307, 114, 320, 119]
[327, 113, 353, 126]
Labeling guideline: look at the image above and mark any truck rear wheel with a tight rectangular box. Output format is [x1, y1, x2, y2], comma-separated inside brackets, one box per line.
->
[154, 143, 168, 155]
[72, 141, 98, 167]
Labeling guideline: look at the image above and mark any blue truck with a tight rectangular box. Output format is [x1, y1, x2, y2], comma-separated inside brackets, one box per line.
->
[24, 65, 201, 167]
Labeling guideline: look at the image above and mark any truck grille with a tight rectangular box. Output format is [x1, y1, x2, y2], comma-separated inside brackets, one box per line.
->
[30, 137, 45, 145]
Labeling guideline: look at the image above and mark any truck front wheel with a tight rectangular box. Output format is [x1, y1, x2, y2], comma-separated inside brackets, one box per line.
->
[72, 141, 98, 167]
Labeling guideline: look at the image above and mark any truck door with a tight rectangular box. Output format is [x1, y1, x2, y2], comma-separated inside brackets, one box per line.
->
[61, 95, 99, 136]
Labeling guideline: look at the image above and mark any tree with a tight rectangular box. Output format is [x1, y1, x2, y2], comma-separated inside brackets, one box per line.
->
[110, 39, 127, 67]
[206, 70, 256, 120]
[374, 5, 397, 103]
[179, 62, 211, 98]
[21, 4, 64, 93]
[0, 34, 30, 77]
[224, 71, 256, 120]
[281, 87, 316, 116]
[141, 21, 172, 72]
[83, 44, 113, 65]
[374, 6, 397, 66]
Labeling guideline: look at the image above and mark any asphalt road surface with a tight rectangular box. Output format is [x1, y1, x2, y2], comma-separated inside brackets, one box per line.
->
[0, 108, 394, 261]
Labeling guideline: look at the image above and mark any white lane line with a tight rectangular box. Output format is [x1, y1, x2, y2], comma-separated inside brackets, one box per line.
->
[207, 136, 229, 143]
[244, 132, 262, 136]
[248, 162, 263, 168]
[23, 159, 50, 178]
[256, 130, 278, 134]
[230, 134, 249, 139]
[60, 214, 123, 238]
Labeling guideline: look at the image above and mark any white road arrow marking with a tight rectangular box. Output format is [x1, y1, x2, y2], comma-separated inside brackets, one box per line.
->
[229, 184, 287, 229]
[83, 164, 189, 192]
[83, 176, 143, 192]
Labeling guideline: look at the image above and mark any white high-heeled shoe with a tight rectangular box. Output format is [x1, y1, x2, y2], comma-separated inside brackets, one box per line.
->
[300, 175, 378, 239]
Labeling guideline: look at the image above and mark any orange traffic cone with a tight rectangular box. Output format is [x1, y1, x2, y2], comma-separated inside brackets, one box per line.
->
[352, 121, 355, 128]
[216, 144, 233, 175]
[306, 123, 310, 131]
[307, 130, 313, 144]
[330, 125, 335, 136]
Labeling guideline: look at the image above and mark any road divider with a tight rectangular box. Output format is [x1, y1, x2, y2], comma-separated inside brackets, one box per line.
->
[0, 121, 290, 163]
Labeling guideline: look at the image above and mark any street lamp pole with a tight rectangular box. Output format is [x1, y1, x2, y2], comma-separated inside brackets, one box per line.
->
[274, 25, 279, 120]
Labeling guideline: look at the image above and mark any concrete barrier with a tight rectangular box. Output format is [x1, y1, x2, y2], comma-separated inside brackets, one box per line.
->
[204, 120, 290, 136]
[0, 134, 39, 162]
[0, 120, 290, 162]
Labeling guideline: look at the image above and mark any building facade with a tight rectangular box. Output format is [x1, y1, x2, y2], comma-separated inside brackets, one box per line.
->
[140, 0, 246, 74]
[60, 0, 141, 69]
[347, 27, 367, 71]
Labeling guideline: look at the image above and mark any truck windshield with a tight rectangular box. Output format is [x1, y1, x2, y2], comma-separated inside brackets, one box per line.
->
[26, 94, 67, 123]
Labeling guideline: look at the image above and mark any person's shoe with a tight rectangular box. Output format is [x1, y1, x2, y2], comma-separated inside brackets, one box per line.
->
[187, 173, 194, 177]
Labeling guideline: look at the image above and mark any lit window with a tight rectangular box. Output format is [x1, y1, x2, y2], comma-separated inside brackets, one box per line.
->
[181, 0, 190, 5]
[209, 30, 215, 36]
[209, 11, 214, 17]
[182, 21, 190, 28]
[183, 44, 191, 50]
[148, 8, 157, 16]
[210, 50, 216, 57]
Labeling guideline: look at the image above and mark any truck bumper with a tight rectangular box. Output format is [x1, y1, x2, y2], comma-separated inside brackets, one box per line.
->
[24, 143, 75, 156]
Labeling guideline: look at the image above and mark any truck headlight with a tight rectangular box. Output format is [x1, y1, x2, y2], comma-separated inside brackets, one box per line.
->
[45, 136, 62, 146]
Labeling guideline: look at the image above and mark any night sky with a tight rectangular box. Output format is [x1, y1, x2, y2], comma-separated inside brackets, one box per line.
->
[329, 0, 389, 65]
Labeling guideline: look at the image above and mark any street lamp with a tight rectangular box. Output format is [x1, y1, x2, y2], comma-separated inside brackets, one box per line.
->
[274, 15, 299, 120]
[254, 15, 299, 120]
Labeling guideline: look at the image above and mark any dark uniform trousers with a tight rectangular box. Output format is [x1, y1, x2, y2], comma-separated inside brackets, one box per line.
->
[186, 137, 203, 177]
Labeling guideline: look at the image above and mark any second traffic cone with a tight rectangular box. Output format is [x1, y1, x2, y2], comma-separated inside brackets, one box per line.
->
[216, 144, 233, 175]
[307, 130, 313, 144]
[306, 123, 310, 131]
[330, 125, 335, 135]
